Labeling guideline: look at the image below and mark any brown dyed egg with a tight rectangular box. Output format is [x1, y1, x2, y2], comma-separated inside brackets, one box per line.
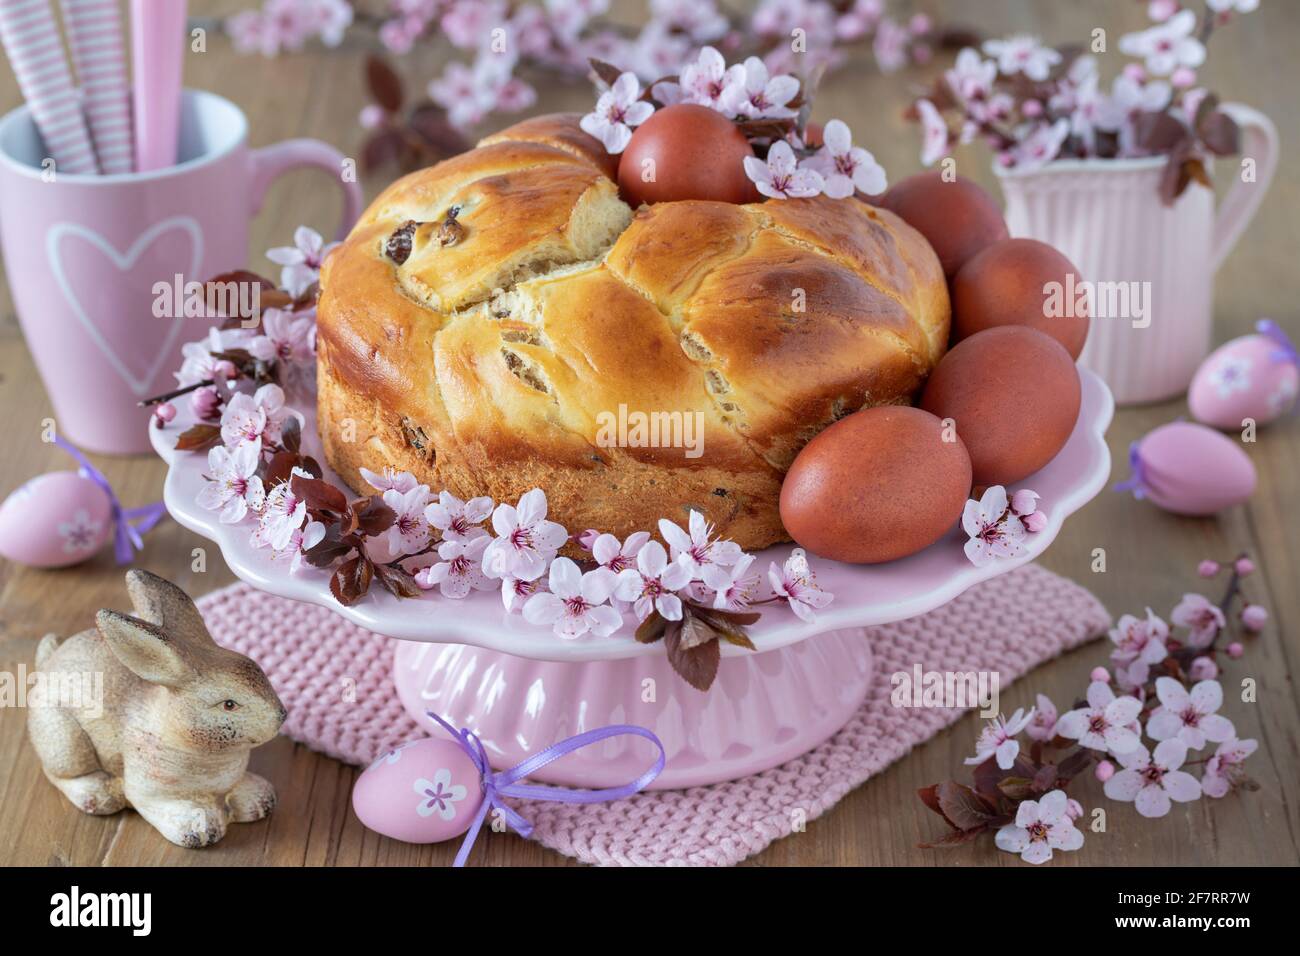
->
[618, 104, 761, 207]
[953, 238, 1090, 359]
[920, 326, 1081, 487]
[780, 406, 973, 564]
[879, 173, 1009, 279]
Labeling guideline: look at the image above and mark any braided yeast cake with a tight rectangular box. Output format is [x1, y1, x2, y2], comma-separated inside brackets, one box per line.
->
[316, 114, 950, 550]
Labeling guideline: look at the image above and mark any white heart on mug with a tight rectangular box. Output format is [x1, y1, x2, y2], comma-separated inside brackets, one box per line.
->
[45, 217, 204, 398]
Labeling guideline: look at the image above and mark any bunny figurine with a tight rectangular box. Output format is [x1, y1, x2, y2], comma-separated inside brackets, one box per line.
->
[27, 570, 287, 847]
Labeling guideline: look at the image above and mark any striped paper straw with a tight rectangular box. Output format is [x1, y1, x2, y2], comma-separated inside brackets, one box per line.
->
[0, 0, 99, 174]
[60, 0, 134, 174]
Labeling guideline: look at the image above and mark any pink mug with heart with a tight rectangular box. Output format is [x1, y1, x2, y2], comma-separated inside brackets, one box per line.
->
[0, 88, 363, 453]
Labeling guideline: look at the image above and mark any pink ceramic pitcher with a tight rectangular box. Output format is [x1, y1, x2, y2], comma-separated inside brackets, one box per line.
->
[0, 89, 363, 453]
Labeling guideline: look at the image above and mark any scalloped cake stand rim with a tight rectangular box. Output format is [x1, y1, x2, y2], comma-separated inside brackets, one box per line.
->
[153, 369, 1114, 664]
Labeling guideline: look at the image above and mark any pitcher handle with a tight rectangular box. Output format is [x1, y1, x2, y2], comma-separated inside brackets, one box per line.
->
[1210, 103, 1278, 273]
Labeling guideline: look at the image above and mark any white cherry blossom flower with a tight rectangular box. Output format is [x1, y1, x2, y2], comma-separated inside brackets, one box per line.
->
[915, 99, 950, 166]
[768, 548, 833, 623]
[982, 35, 1061, 81]
[614, 540, 692, 622]
[523, 558, 622, 639]
[658, 510, 741, 577]
[962, 485, 1028, 567]
[592, 531, 650, 573]
[1025, 694, 1059, 742]
[1119, 10, 1206, 77]
[1202, 736, 1258, 798]
[945, 47, 996, 100]
[1207, 0, 1259, 12]
[1103, 739, 1202, 817]
[415, 536, 493, 598]
[175, 328, 252, 387]
[1147, 677, 1236, 750]
[1009, 118, 1070, 172]
[482, 489, 568, 582]
[501, 575, 543, 613]
[1055, 680, 1143, 754]
[656, 45, 741, 111]
[801, 119, 887, 198]
[382, 485, 432, 556]
[198, 441, 266, 523]
[220, 383, 293, 449]
[965, 707, 1036, 770]
[702, 553, 759, 612]
[359, 467, 419, 494]
[994, 790, 1084, 864]
[425, 491, 493, 543]
[580, 71, 654, 153]
[743, 140, 824, 200]
[266, 225, 336, 299]
[248, 308, 314, 366]
[1108, 609, 1169, 688]
[253, 467, 311, 552]
[1171, 592, 1226, 648]
[719, 56, 800, 119]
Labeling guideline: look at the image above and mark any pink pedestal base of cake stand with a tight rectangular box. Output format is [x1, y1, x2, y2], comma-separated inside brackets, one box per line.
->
[391, 627, 873, 790]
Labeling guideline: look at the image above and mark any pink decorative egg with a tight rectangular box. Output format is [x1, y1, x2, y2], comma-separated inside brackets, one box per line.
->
[352, 737, 484, 844]
[1134, 422, 1256, 516]
[0, 471, 113, 568]
[1189, 333, 1299, 430]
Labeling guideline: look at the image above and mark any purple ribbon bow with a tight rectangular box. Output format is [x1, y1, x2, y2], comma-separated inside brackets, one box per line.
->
[54, 437, 167, 564]
[1256, 319, 1298, 368]
[426, 713, 666, 867]
[1112, 439, 1148, 500]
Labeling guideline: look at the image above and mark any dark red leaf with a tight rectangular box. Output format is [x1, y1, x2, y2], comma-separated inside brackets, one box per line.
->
[1199, 111, 1240, 156]
[279, 416, 301, 454]
[374, 562, 421, 599]
[587, 58, 625, 88]
[1056, 748, 1094, 781]
[919, 825, 987, 849]
[352, 496, 397, 536]
[330, 555, 374, 606]
[677, 609, 719, 650]
[635, 612, 670, 644]
[263, 449, 301, 488]
[1135, 111, 1191, 155]
[366, 55, 403, 112]
[918, 785, 947, 820]
[174, 423, 222, 452]
[1033, 763, 1059, 793]
[665, 625, 721, 691]
[303, 529, 353, 568]
[291, 473, 348, 514]
[362, 129, 404, 174]
[996, 776, 1036, 801]
[408, 104, 470, 158]
[937, 781, 995, 831]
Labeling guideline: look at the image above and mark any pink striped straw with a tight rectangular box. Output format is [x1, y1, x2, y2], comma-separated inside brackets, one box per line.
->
[59, 0, 134, 174]
[0, 0, 99, 174]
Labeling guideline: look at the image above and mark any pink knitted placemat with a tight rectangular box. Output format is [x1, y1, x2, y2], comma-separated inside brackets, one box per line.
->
[196, 563, 1109, 866]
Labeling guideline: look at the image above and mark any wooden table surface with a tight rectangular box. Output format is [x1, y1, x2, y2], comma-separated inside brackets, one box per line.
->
[1, 1, 1296, 867]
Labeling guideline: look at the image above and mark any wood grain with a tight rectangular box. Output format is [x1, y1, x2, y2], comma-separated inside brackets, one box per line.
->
[0, 0, 1296, 866]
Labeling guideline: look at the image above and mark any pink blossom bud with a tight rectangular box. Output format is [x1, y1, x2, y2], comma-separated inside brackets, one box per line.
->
[909, 13, 932, 35]
[1095, 760, 1115, 782]
[1011, 488, 1040, 515]
[1197, 559, 1220, 578]
[1234, 557, 1255, 576]
[359, 104, 387, 130]
[1149, 0, 1179, 22]
[213, 360, 238, 381]
[1023, 511, 1048, 533]
[1241, 604, 1268, 631]
[1090, 666, 1110, 683]
[191, 385, 222, 422]
[1226, 642, 1245, 659]
[1123, 62, 1147, 83]
[1022, 99, 1043, 118]
[996, 151, 1015, 168]
[1189, 656, 1219, 681]
[1066, 798, 1084, 821]
[1171, 66, 1197, 89]
[153, 402, 176, 424]
[576, 529, 600, 552]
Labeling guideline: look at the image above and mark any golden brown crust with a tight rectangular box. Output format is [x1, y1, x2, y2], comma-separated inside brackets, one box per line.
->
[317, 114, 950, 550]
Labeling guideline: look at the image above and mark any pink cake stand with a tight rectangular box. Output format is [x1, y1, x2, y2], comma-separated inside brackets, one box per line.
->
[153, 371, 1113, 790]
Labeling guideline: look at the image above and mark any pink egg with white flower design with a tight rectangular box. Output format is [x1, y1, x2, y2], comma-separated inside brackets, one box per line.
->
[351, 736, 484, 844]
[0, 471, 113, 568]
[1189, 333, 1299, 430]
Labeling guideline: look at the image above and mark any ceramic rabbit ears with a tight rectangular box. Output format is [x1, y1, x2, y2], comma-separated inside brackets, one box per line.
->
[95, 571, 212, 687]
